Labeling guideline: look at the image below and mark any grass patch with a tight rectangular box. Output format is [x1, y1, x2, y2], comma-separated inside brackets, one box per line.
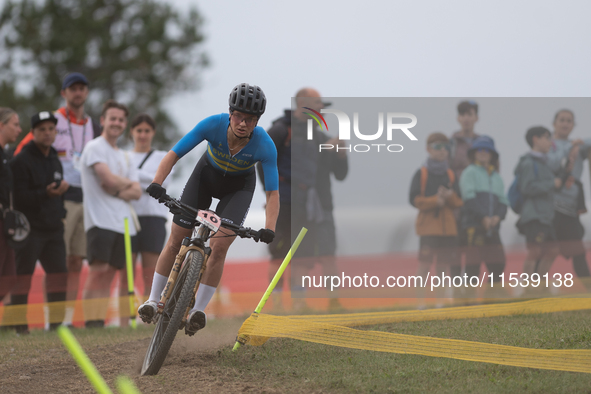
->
[218, 310, 591, 393]
[2, 310, 590, 392]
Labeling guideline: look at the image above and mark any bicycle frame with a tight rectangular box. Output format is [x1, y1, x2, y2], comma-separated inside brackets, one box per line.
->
[140, 193, 260, 376]
[157, 225, 212, 325]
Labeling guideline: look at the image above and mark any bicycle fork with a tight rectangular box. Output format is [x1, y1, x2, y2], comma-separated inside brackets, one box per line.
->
[157, 237, 212, 324]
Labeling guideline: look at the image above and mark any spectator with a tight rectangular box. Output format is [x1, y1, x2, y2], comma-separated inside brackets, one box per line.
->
[514, 127, 561, 294]
[460, 136, 508, 297]
[449, 100, 480, 180]
[9, 112, 69, 333]
[448, 100, 480, 282]
[261, 87, 348, 311]
[14, 72, 101, 326]
[409, 133, 463, 308]
[546, 109, 591, 289]
[0, 108, 22, 304]
[80, 100, 141, 328]
[128, 114, 171, 298]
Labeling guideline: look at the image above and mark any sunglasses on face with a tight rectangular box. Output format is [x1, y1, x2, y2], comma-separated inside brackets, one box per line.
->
[232, 112, 258, 127]
[429, 143, 449, 151]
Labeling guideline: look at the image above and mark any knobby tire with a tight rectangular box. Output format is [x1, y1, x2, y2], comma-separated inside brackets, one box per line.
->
[140, 250, 204, 376]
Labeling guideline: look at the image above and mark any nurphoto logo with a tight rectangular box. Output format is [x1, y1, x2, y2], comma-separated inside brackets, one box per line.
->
[305, 108, 418, 153]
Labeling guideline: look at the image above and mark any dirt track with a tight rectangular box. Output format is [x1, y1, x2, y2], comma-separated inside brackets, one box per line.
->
[0, 321, 287, 394]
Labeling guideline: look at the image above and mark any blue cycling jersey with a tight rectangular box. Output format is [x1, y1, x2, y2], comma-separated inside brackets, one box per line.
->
[172, 114, 279, 191]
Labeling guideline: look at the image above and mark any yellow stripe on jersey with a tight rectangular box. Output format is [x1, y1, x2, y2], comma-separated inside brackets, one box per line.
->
[207, 145, 255, 172]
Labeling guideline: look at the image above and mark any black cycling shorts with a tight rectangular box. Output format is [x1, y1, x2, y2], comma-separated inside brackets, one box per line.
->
[173, 154, 256, 229]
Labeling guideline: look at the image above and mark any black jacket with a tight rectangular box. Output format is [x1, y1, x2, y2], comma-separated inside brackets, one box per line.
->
[257, 110, 348, 210]
[0, 146, 12, 209]
[10, 141, 66, 231]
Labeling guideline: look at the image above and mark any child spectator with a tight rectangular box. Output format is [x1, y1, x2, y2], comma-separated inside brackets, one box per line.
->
[449, 100, 480, 180]
[409, 133, 463, 307]
[460, 136, 508, 295]
[546, 109, 591, 289]
[449, 100, 480, 280]
[514, 126, 562, 292]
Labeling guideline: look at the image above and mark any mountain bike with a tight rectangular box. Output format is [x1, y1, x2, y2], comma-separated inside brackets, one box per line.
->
[140, 193, 259, 376]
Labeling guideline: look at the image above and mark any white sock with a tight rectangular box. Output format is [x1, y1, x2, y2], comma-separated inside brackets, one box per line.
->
[191, 284, 216, 313]
[148, 273, 169, 303]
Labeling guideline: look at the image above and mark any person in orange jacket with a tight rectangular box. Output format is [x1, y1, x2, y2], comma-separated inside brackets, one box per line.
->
[409, 132, 463, 306]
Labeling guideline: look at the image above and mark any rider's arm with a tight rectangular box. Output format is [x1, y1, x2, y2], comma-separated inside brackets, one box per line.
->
[265, 190, 280, 232]
[152, 150, 180, 185]
[257, 130, 280, 231]
[257, 131, 279, 192]
[152, 115, 223, 186]
[170, 114, 223, 158]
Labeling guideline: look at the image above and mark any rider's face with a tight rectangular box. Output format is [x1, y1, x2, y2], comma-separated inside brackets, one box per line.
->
[230, 111, 258, 137]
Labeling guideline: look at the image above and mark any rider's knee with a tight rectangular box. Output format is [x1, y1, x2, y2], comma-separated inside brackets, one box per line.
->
[165, 238, 182, 256]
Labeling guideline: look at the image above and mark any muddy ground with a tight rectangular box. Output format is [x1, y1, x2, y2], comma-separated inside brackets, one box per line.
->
[0, 320, 319, 394]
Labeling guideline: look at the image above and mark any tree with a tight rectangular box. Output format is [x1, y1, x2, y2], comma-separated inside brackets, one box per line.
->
[0, 0, 208, 148]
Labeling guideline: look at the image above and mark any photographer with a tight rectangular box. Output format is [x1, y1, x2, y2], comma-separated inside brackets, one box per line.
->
[8, 112, 69, 333]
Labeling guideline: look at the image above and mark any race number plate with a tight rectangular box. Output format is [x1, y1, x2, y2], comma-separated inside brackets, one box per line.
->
[196, 210, 221, 232]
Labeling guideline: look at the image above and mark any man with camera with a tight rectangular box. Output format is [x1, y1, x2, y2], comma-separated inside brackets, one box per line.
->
[8, 111, 69, 333]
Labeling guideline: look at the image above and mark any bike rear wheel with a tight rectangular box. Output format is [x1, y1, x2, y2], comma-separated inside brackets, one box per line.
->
[140, 250, 204, 376]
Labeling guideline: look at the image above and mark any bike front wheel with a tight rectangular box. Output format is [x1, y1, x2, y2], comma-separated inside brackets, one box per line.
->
[140, 249, 204, 376]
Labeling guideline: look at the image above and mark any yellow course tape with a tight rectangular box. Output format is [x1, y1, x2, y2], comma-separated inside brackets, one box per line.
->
[236, 298, 591, 374]
[291, 297, 591, 326]
[1, 296, 589, 326]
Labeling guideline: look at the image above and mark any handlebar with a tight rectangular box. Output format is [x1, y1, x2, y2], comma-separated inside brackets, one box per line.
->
[158, 193, 260, 240]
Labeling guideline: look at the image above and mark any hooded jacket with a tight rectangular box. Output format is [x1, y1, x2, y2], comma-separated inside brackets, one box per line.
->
[513, 153, 556, 226]
[258, 110, 348, 210]
[10, 140, 66, 231]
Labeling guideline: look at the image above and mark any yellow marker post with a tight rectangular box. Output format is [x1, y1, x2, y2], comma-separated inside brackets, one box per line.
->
[124, 218, 137, 329]
[233, 227, 307, 351]
[57, 326, 113, 394]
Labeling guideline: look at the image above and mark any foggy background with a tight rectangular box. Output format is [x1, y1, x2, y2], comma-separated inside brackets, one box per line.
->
[3, 0, 590, 259]
[158, 1, 591, 259]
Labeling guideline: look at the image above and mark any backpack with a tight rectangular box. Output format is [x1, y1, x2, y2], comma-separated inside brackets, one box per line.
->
[507, 160, 537, 214]
[420, 167, 455, 196]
